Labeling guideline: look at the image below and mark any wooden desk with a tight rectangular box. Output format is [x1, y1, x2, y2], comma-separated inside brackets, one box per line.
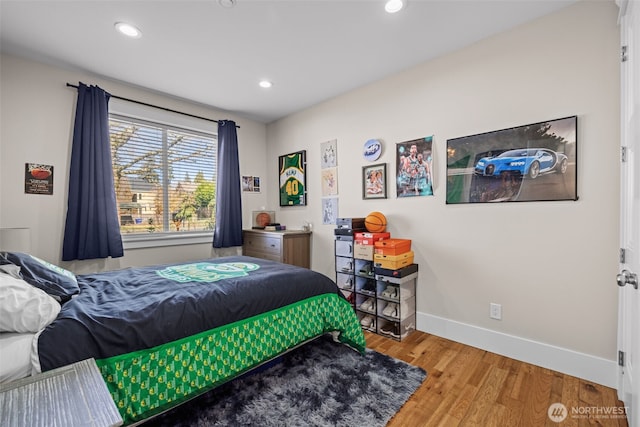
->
[0, 358, 123, 427]
[242, 229, 312, 268]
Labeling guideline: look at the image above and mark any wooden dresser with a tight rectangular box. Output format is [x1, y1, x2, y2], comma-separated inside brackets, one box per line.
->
[242, 229, 311, 268]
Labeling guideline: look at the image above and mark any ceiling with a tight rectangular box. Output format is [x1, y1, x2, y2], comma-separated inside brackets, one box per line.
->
[0, 0, 577, 124]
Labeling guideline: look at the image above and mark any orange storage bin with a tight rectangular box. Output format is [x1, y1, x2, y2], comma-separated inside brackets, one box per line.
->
[374, 251, 414, 270]
[355, 232, 391, 245]
[374, 238, 411, 255]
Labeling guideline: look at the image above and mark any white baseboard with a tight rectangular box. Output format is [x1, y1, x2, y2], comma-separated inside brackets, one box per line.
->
[416, 312, 618, 388]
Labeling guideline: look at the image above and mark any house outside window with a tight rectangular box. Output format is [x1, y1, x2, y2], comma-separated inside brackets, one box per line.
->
[108, 107, 217, 249]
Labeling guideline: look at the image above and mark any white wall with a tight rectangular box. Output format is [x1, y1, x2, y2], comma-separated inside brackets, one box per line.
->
[266, 0, 621, 382]
[0, 54, 269, 274]
[0, 0, 622, 386]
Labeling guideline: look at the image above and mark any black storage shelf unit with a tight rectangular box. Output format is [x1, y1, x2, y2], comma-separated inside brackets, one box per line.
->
[334, 220, 417, 341]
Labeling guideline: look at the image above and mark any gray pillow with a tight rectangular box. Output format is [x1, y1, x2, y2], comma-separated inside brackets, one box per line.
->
[0, 252, 79, 302]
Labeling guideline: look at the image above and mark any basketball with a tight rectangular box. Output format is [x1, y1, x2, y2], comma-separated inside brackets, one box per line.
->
[365, 211, 387, 233]
[256, 212, 272, 227]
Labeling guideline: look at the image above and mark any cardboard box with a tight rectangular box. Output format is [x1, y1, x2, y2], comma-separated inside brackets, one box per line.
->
[374, 251, 414, 269]
[374, 238, 412, 256]
[354, 232, 391, 245]
[354, 243, 374, 260]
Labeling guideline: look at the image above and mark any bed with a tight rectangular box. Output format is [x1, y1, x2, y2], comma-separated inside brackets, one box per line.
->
[0, 252, 365, 425]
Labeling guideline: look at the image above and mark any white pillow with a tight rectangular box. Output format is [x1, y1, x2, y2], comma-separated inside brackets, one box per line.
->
[0, 264, 22, 279]
[0, 332, 36, 382]
[0, 272, 60, 333]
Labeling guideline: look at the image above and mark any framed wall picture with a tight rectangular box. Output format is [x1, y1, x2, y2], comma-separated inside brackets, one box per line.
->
[279, 150, 307, 206]
[446, 116, 577, 204]
[362, 163, 387, 200]
[396, 136, 433, 198]
[242, 176, 261, 192]
[25, 163, 54, 195]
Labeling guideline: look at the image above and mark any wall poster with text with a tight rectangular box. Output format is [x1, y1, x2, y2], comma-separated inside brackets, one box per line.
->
[25, 163, 54, 195]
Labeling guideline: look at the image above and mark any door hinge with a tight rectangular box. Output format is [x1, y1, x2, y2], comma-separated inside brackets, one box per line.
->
[619, 350, 625, 366]
[621, 248, 626, 263]
[622, 146, 628, 163]
[622, 45, 628, 62]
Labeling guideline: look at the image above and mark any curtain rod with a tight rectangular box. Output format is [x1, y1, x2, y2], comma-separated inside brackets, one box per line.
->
[66, 83, 239, 128]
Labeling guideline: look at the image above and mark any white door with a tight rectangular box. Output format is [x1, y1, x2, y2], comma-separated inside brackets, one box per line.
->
[618, 1, 640, 426]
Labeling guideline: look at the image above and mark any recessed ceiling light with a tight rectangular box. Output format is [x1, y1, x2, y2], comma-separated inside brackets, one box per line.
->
[259, 80, 273, 89]
[218, 0, 236, 8]
[115, 22, 142, 38]
[385, 0, 405, 13]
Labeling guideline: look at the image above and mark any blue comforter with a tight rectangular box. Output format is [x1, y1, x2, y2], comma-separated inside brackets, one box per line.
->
[38, 256, 343, 371]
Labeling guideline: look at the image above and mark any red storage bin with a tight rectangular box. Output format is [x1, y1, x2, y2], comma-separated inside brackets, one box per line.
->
[355, 232, 391, 245]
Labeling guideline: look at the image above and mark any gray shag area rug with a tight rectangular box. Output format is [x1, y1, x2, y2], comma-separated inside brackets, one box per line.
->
[141, 334, 426, 427]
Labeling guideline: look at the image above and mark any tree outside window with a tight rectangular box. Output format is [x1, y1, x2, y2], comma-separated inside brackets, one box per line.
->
[109, 115, 216, 235]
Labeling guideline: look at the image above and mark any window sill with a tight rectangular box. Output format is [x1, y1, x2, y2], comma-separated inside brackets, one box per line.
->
[122, 232, 213, 249]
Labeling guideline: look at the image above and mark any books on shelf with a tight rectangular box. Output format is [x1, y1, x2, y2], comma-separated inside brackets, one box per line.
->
[264, 225, 286, 231]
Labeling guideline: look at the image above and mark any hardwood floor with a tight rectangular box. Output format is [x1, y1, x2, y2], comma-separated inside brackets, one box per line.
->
[365, 331, 629, 427]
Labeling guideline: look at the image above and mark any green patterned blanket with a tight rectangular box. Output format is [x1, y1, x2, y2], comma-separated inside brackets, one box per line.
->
[96, 293, 364, 425]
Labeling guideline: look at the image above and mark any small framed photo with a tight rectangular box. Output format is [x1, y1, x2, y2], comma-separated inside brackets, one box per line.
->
[362, 163, 387, 200]
[242, 176, 261, 192]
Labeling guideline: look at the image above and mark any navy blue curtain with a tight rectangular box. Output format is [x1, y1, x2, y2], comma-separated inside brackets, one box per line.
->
[213, 120, 243, 248]
[62, 83, 123, 261]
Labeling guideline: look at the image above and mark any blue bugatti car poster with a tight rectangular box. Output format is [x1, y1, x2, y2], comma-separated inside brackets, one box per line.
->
[446, 116, 577, 204]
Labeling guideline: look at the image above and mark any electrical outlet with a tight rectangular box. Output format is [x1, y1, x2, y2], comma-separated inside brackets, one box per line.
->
[490, 303, 502, 320]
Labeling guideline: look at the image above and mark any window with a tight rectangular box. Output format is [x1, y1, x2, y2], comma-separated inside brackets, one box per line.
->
[109, 113, 216, 247]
